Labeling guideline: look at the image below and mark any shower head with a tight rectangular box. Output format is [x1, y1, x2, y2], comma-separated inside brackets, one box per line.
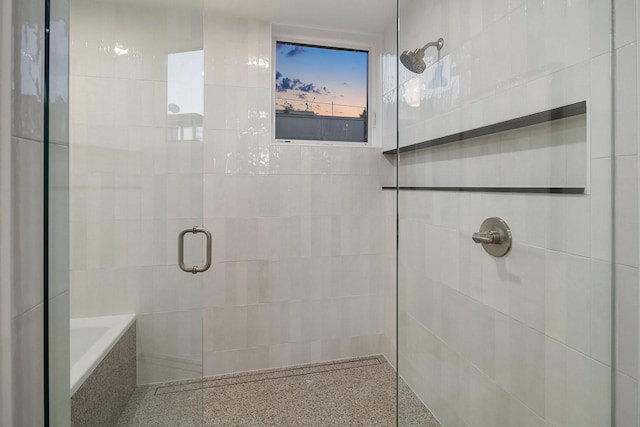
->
[400, 49, 427, 74]
[400, 37, 444, 74]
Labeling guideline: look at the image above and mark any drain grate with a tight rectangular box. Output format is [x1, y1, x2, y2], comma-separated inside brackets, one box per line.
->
[154, 356, 382, 396]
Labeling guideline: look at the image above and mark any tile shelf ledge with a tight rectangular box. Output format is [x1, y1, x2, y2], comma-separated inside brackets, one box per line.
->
[383, 100, 587, 155]
[382, 186, 585, 194]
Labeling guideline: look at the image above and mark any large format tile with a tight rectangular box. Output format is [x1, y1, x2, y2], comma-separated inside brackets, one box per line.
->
[49, 143, 70, 299]
[615, 264, 639, 380]
[615, 371, 639, 427]
[10, 137, 43, 317]
[137, 311, 203, 385]
[49, 292, 70, 426]
[615, 155, 639, 268]
[12, 0, 44, 141]
[11, 305, 44, 426]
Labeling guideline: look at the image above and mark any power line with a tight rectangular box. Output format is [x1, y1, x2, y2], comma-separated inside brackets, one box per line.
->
[275, 97, 365, 109]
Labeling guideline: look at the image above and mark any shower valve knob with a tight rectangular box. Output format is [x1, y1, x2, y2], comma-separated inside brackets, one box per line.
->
[472, 231, 500, 244]
[472, 217, 512, 257]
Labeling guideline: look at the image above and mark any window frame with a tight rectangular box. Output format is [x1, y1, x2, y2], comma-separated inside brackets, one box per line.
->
[271, 31, 375, 147]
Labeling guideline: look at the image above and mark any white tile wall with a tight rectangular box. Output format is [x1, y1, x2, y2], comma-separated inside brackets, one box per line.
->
[616, 155, 639, 268]
[70, 2, 392, 383]
[49, 0, 71, 421]
[616, 264, 639, 380]
[11, 0, 44, 142]
[613, 43, 640, 422]
[11, 305, 44, 426]
[616, 2, 640, 426]
[616, 370, 639, 427]
[65, 0, 640, 424]
[137, 310, 203, 384]
[48, 292, 70, 426]
[0, 0, 11, 422]
[616, 0, 637, 50]
[10, 137, 43, 317]
[49, 142, 70, 363]
[198, 10, 389, 377]
[391, 0, 621, 425]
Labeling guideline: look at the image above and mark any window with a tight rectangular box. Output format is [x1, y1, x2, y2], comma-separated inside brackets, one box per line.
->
[274, 41, 368, 143]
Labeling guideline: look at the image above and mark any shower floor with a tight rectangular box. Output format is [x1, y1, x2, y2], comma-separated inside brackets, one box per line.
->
[115, 355, 439, 426]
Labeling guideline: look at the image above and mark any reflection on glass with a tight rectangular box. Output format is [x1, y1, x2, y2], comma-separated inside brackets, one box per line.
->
[167, 50, 204, 141]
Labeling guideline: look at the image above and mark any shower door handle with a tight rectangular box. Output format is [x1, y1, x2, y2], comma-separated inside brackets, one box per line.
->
[178, 226, 212, 274]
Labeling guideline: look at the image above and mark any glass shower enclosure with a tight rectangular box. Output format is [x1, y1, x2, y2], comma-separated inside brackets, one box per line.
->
[43, 0, 617, 425]
[396, 1, 614, 426]
[65, 0, 207, 422]
[49, 0, 394, 425]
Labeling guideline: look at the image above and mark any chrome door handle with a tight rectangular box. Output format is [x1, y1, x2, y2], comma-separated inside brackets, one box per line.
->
[178, 226, 212, 274]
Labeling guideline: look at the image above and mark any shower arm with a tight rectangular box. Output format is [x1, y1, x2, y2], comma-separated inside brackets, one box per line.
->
[420, 38, 444, 52]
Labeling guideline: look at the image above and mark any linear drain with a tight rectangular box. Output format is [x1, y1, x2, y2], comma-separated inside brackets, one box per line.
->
[154, 356, 382, 396]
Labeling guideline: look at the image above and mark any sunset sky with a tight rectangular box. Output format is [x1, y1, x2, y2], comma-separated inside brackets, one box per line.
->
[275, 42, 368, 118]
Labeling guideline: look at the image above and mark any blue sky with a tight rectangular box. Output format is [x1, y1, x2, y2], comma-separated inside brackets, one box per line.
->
[275, 42, 367, 117]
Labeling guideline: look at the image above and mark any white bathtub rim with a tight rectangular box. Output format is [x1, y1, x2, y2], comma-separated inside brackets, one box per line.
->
[70, 314, 136, 396]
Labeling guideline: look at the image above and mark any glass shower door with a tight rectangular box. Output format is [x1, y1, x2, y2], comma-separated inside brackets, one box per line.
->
[67, 0, 206, 424]
[396, 1, 614, 426]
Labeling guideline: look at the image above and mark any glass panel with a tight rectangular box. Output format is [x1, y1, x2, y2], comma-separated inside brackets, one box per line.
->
[397, 1, 613, 426]
[66, 0, 205, 424]
[47, 0, 70, 424]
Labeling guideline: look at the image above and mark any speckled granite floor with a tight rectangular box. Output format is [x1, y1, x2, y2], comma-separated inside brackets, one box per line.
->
[116, 356, 440, 426]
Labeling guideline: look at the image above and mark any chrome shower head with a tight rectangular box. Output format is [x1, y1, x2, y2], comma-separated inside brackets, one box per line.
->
[400, 37, 444, 74]
[400, 49, 427, 74]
